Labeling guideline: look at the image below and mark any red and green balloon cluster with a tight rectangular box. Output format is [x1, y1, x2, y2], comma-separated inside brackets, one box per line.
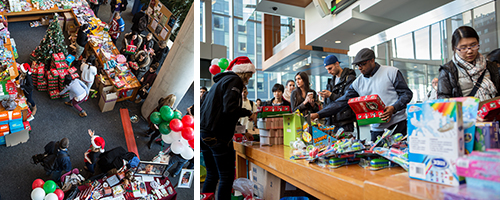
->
[150, 106, 194, 143]
[31, 179, 64, 200]
[209, 58, 230, 75]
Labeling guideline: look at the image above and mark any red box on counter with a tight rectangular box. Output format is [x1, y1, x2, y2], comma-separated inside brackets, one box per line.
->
[348, 94, 387, 126]
[201, 193, 214, 200]
[478, 97, 500, 121]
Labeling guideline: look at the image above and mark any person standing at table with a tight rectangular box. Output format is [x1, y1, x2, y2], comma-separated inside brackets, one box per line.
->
[110, 0, 127, 21]
[75, 24, 89, 60]
[80, 55, 98, 90]
[311, 48, 413, 141]
[317, 55, 356, 132]
[291, 71, 319, 114]
[283, 80, 295, 102]
[108, 12, 125, 45]
[200, 56, 257, 200]
[131, 6, 149, 34]
[438, 26, 500, 101]
[264, 83, 291, 107]
[19, 63, 36, 120]
[88, 0, 104, 17]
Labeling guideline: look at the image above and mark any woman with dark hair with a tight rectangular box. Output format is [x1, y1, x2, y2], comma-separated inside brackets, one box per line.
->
[438, 26, 500, 101]
[59, 75, 89, 117]
[283, 80, 295, 102]
[264, 83, 290, 107]
[75, 24, 90, 60]
[80, 54, 97, 90]
[291, 72, 319, 114]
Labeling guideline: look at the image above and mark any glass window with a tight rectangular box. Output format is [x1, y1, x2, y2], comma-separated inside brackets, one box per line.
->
[200, 0, 205, 42]
[393, 61, 426, 102]
[451, 11, 472, 31]
[256, 23, 262, 69]
[212, 0, 230, 15]
[473, 2, 496, 55]
[212, 14, 230, 57]
[395, 32, 415, 59]
[414, 26, 430, 60]
[430, 22, 441, 60]
[280, 17, 295, 42]
[238, 25, 246, 33]
[239, 42, 247, 52]
[234, 19, 256, 63]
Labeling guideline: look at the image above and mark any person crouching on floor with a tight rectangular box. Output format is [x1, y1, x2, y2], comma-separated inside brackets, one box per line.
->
[59, 75, 89, 117]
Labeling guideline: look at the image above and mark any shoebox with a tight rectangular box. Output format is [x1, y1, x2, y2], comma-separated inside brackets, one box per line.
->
[283, 113, 304, 147]
[348, 94, 386, 126]
[99, 86, 118, 112]
[200, 193, 214, 200]
[258, 106, 290, 118]
[0, 124, 9, 133]
[0, 111, 8, 121]
[407, 101, 464, 186]
[474, 122, 500, 151]
[478, 96, 500, 121]
[249, 162, 266, 199]
[264, 173, 307, 200]
[0, 132, 8, 145]
[9, 119, 24, 133]
[8, 110, 21, 120]
[23, 121, 30, 131]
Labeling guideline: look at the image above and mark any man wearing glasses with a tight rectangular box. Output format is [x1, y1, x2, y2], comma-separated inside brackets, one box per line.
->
[311, 48, 413, 141]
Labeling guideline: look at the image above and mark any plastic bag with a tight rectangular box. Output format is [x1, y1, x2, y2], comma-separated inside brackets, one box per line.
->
[233, 178, 254, 199]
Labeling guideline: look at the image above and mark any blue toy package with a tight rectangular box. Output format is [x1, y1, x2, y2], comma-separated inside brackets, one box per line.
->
[407, 101, 465, 186]
[474, 122, 500, 151]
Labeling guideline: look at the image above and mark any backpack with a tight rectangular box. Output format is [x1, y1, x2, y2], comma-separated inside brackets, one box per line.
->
[32, 143, 69, 173]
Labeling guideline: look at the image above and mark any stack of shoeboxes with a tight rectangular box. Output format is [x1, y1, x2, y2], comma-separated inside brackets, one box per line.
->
[407, 99, 465, 186]
[257, 117, 283, 145]
[348, 94, 386, 126]
[33, 63, 47, 91]
[0, 110, 23, 145]
[48, 53, 70, 99]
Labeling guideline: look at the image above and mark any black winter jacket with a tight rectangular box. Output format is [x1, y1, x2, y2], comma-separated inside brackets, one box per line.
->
[290, 89, 319, 114]
[131, 11, 147, 33]
[438, 60, 500, 99]
[200, 72, 252, 141]
[76, 28, 88, 47]
[325, 68, 357, 126]
[110, 0, 127, 12]
[263, 97, 291, 107]
[20, 73, 33, 95]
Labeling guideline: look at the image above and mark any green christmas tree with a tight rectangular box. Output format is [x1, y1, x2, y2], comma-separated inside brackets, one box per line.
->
[31, 14, 68, 66]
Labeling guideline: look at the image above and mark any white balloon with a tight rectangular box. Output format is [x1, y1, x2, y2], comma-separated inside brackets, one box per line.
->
[162, 133, 174, 143]
[180, 145, 194, 159]
[171, 131, 182, 141]
[44, 193, 58, 200]
[31, 188, 45, 200]
[211, 58, 219, 65]
[171, 140, 184, 154]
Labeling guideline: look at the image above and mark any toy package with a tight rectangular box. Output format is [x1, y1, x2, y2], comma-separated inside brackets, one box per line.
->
[477, 97, 500, 121]
[407, 101, 464, 186]
[456, 150, 500, 193]
[348, 94, 386, 126]
[474, 122, 500, 151]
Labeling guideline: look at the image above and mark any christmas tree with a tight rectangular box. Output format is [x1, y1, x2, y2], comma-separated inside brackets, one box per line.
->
[30, 14, 68, 66]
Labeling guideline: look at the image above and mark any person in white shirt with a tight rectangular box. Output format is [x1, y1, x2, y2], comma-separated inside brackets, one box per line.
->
[425, 78, 438, 101]
[80, 55, 98, 90]
[239, 86, 257, 137]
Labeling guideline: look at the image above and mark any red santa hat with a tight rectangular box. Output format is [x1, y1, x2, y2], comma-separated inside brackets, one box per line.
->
[227, 56, 256, 73]
[91, 136, 105, 153]
[20, 63, 31, 74]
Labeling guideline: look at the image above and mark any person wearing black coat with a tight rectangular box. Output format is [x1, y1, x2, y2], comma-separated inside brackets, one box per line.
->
[200, 56, 256, 200]
[263, 83, 291, 107]
[75, 24, 90, 60]
[318, 55, 357, 132]
[109, 0, 128, 21]
[131, 6, 148, 34]
[88, 0, 104, 17]
[19, 64, 36, 118]
[438, 26, 500, 101]
[152, 40, 169, 71]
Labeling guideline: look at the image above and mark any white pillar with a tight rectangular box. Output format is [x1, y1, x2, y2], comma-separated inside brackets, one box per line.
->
[142, 4, 194, 117]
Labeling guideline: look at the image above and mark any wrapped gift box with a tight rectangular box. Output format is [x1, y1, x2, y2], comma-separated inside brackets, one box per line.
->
[258, 106, 290, 118]
[68, 67, 77, 74]
[478, 97, 500, 121]
[70, 73, 79, 79]
[348, 94, 386, 126]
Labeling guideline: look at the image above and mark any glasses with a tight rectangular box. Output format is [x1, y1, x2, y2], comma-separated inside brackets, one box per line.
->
[456, 44, 480, 52]
[356, 61, 368, 67]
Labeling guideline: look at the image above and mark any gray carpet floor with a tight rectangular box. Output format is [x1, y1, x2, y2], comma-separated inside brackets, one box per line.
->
[0, 1, 194, 199]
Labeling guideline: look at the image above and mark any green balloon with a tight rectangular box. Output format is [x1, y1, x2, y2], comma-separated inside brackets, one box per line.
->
[218, 58, 229, 69]
[150, 112, 162, 124]
[174, 110, 182, 120]
[160, 106, 174, 122]
[159, 122, 171, 135]
[43, 180, 56, 194]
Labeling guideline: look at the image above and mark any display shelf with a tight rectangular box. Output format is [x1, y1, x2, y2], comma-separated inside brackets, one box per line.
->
[2, 0, 71, 22]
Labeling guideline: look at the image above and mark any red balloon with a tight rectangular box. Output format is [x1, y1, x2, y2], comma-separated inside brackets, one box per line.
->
[32, 179, 45, 189]
[181, 115, 194, 127]
[169, 119, 184, 132]
[54, 188, 65, 200]
[188, 139, 194, 149]
[181, 127, 194, 141]
[209, 64, 221, 75]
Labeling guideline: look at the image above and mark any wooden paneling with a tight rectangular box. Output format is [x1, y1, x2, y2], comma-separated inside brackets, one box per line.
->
[268, 0, 312, 8]
[263, 14, 281, 61]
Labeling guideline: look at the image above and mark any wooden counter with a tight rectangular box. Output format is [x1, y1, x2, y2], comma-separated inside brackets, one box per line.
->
[3, 0, 70, 22]
[234, 142, 449, 200]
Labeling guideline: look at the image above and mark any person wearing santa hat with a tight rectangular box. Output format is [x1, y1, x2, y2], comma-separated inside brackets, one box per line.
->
[18, 63, 37, 121]
[84, 129, 105, 174]
[200, 56, 257, 199]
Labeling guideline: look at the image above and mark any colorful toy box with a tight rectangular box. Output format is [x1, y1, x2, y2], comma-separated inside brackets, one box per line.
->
[348, 94, 386, 126]
[474, 122, 499, 151]
[407, 101, 464, 186]
[456, 150, 500, 193]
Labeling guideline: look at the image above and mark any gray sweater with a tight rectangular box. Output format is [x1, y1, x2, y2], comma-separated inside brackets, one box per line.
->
[60, 79, 89, 101]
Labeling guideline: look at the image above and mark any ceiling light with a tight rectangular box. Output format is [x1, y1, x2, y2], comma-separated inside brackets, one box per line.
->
[335, 41, 341, 43]
[322, 56, 326, 58]
[413, 66, 417, 68]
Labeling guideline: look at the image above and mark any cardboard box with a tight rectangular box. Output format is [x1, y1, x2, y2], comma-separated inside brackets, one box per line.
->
[5, 129, 29, 147]
[348, 94, 387, 125]
[283, 113, 303, 146]
[58, 16, 65, 31]
[407, 101, 464, 186]
[264, 173, 307, 199]
[99, 86, 118, 112]
[249, 162, 266, 188]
